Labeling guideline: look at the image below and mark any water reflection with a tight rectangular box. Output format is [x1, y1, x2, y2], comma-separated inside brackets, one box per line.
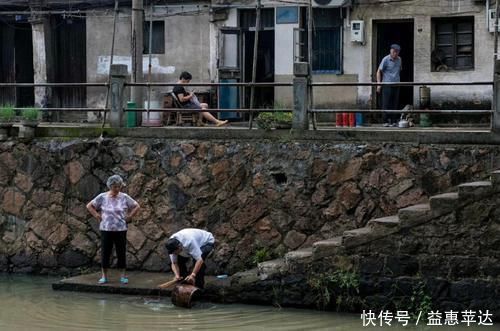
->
[0, 275, 493, 330]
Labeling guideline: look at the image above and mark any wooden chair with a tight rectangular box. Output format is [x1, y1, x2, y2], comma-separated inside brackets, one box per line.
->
[165, 91, 202, 126]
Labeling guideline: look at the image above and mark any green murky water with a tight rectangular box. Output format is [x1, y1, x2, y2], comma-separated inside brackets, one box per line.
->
[0, 275, 496, 330]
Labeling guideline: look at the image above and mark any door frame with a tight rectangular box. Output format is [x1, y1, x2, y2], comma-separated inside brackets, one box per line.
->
[371, 19, 414, 110]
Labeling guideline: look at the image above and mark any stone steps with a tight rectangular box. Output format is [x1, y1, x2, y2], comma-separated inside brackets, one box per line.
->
[367, 215, 400, 234]
[429, 192, 459, 215]
[458, 181, 493, 199]
[285, 247, 313, 265]
[398, 203, 433, 228]
[288, 172, 498, 268]
[312, 236, 343, 259]
[257, 258, 286, 280]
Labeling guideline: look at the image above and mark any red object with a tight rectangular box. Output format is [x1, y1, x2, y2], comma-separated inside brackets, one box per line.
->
[349, 113, 356, 127]
[342, 113, 349, 127]
[336, 113, 344, 127]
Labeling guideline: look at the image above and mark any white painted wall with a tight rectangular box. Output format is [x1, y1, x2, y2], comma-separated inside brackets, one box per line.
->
[274, 20, 297, 76]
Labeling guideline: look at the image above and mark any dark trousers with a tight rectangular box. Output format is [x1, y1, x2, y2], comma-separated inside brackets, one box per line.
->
[382, 86, 400, 123]
[100, 231, 127, 269]
[177, 243, 214, 289]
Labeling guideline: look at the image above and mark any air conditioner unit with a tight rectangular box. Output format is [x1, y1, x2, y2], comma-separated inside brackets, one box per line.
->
[312, 0, 351, 8]
[351, 20, 364, 43]
[489, 9, 500, 32]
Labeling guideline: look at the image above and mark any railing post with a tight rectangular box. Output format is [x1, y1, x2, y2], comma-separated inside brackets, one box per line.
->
[110, 64, 127, 128]
[494, 60, 500, 132]
[292, 62, 310, 130]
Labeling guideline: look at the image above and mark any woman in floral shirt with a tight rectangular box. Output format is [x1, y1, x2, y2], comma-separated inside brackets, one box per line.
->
[87, 175, 140, 284]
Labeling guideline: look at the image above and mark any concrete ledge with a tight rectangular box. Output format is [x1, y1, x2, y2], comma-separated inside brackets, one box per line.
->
[52, 270, 229, 297]
[30, 125, 500, 145]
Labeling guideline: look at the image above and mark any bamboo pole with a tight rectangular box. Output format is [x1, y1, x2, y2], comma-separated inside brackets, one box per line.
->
[248, 0, 261, 129]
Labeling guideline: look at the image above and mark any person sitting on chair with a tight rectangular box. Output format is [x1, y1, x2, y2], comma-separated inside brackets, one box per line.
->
[173, 71, 228, 127]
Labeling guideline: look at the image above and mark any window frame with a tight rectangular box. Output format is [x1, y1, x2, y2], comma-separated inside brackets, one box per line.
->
[432, 16, 474, 72]
[143, 20, 165, 55]
[311, 7, 343, 74]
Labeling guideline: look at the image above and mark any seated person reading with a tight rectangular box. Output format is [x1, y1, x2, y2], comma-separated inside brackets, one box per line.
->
[173, 71, 228, 127]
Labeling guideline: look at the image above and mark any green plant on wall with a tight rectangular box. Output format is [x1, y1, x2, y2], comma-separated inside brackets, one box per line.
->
[22, 108, 40, 122]
[308, 270, 361, 311]
[408, 281, 433, 320]
[252, 247, 271, 266]
[0, 105, 16, 122]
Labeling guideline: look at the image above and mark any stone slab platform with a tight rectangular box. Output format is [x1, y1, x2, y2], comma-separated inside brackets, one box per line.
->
[52, 271, 229, 297]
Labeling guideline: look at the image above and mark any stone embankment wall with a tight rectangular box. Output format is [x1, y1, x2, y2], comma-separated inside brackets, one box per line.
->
[0, 138, 498, 275]
[226, 177, 500, 319]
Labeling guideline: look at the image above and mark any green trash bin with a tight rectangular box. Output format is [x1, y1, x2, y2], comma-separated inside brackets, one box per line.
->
[126, 101, 136, 128]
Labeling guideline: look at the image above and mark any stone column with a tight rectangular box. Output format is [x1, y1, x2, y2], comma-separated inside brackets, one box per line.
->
[110, 64, 127, 127]
[292, 62, 310, 131]
[30, 14, 52, 110]
[494, 60, 500, 133]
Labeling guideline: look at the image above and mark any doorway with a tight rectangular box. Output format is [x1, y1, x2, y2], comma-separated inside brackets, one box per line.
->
[240, 8, 275, 110]
[0, 21, 34, 107]
[51, 15, 87, 121]
[242, 29, 275, 109]
[373, 20, 414, 111]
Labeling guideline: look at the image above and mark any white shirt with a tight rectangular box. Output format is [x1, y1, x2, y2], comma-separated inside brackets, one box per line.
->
[169, 228, 215, 262]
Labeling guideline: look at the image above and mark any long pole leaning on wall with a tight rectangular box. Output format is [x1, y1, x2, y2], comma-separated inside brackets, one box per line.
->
[101, 0, 119, 132]
[308, 0, 315, 130]
[249, 0, 261, 129]
[146, 1, 154, 123]
[495, 0, 499, 62]
[131, 0, 144, 125]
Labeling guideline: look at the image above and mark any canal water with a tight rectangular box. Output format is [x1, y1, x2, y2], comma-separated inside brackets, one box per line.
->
[0, 274, 495, 330]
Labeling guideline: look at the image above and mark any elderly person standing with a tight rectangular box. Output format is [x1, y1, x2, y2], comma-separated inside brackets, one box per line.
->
[86, 175, 140, 284]
[377, 44, 402, 127]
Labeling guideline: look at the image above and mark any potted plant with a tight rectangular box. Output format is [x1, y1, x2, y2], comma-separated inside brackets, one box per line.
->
[19, 108, 41, 140]
[255, 101, 293, 130]
[256, 110, 293, 130]
[21, 108, 41, 127]
[0, 105, 16, 140]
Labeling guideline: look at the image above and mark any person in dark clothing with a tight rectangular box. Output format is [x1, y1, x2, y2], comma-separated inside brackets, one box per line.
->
[174, 71, 228, 126]
[377, 44, 402, 127]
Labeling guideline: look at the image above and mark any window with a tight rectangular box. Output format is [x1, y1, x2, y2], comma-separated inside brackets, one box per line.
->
[143, 21, 165, 54]
[432, 17, 474, 71]
[312, 8, 342, 73]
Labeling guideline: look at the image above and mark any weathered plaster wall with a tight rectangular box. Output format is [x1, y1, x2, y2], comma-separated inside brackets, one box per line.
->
[348, 0, 493, 108]
[0, 138, 499, 276]
[86, 6, 211, 119]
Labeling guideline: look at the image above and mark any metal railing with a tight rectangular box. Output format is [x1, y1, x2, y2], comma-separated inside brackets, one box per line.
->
[0, 72, 496, 132]
[307, 80, 494, 130]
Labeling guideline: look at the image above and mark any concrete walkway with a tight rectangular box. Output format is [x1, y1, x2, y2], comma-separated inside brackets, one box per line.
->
[52, 271, 230, 297]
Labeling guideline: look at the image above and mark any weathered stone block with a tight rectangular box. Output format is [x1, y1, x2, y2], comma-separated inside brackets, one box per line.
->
[312, 236, 343, 260]
[429, 192, 459, 215]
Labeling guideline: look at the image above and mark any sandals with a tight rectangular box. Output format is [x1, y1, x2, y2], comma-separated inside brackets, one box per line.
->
[98, 276, 128, 284]
[216, 120, 229, 127]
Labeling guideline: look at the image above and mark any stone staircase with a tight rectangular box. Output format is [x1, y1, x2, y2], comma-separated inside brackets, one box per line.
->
[253, 170, 500, 281]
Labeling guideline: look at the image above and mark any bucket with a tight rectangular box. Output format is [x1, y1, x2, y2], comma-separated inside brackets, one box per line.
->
[126, 102, 136, 128]
[355, 113, 363, 127]
[142, 101, 162, 127]
[171, 284, 200, 308]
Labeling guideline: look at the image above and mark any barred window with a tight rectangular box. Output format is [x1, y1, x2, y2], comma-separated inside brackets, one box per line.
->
[432, 17, 474, 71]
